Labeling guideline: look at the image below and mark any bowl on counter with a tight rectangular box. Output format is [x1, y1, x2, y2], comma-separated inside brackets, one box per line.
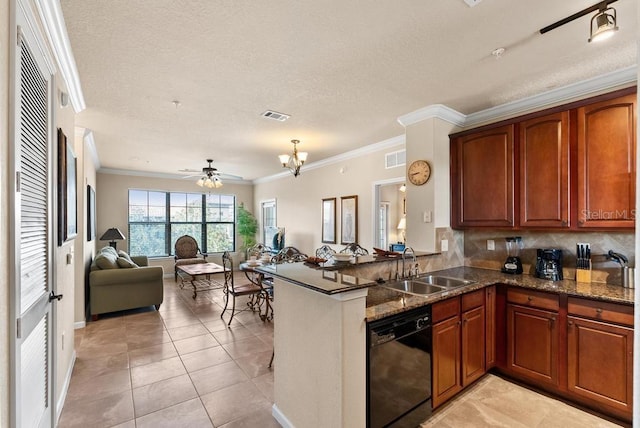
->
[332, 253, 352, 262]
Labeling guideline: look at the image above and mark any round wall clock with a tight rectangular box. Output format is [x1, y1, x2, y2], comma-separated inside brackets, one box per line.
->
[407, 160, 431, 186]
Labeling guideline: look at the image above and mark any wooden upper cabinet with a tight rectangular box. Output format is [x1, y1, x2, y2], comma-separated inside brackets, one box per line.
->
[519, 112, 570, 228]
[451, 124, 515, 228]
[577, 93, 636, 228]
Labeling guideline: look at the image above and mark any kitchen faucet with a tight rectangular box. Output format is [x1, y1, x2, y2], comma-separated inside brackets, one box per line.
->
[402, 247, 417, 279]
[608, 250, 633, 288]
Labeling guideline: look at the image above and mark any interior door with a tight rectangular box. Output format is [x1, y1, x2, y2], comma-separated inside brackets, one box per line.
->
[11, 8, 55, 428]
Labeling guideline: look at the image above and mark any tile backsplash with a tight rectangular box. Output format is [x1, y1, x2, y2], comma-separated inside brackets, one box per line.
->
[464, 229, 635, 285]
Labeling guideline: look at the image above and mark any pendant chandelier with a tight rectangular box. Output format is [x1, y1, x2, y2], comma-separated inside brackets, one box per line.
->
[278, 139, 308, 177]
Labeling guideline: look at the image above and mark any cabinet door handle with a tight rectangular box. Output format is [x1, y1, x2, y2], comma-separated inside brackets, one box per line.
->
[568, 320, 574, 326]
[527, 296, 533, 302]
[596, 308, 603, 314]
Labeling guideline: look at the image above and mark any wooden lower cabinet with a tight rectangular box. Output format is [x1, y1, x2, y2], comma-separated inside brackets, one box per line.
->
[432, 316, 462, 408]
[462, 305, 485, 386]
[432, 290, 486, 408]
[500, 288, 634, 422]
[506, 304, 559, 387]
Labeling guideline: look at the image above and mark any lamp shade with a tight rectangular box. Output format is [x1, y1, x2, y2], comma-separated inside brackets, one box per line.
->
[397, 218, 406, 230]
[100, 228, 126, 241]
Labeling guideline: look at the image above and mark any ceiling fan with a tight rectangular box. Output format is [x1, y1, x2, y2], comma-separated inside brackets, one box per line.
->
[178, 159, 243, 188]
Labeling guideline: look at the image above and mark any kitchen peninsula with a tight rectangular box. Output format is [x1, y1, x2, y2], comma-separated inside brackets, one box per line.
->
[261, 261, 634, 427]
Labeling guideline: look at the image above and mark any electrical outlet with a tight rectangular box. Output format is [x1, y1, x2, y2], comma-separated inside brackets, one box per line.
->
[441, 239, 449, 252]
[487, 239, 495, 251]
[423, 211, 432, 223]
[61, 332, 65, 350]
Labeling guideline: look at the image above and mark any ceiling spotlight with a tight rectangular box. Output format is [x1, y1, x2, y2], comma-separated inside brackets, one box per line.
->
[589, 4, 618, 43]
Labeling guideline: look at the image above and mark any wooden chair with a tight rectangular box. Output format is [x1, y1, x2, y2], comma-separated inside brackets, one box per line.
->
[220, 251, 266, 326]
[174, 235, 207, 281]
[340, 243, 369, 256]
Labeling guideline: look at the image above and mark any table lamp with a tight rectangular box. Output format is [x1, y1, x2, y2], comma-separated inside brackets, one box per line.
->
[100, 228, 126, 249]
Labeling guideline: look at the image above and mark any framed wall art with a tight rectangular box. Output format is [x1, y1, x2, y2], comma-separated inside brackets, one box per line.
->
[58, 128, 77, 245]
[340, 195, 358, 244]
[321, 197, 336, 244]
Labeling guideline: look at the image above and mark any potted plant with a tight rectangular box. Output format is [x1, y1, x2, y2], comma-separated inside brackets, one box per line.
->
[237, 202, 258, 258]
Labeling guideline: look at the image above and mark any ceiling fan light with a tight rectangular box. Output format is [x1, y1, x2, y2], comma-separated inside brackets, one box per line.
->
[196, 177, 205, 187]
[589, 7, 618, 43]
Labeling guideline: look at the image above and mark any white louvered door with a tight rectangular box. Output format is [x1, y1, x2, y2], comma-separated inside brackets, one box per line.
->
[12, 5, 55, 428]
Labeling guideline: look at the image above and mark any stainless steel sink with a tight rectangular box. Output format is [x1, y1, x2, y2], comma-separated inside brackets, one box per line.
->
[381, 280, 448, 295]
[381, 275, 475, 296]
[418, 275, 475, 289]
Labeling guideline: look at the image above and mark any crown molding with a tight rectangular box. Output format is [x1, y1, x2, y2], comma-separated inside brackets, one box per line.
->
[99, 167, 253, 185]
[253, 134, 406, 184]
[463, 66, 637, 128]
[35, 0, 86, 112]
[396, 67, 637, 130]
[397, 104, 467, 127]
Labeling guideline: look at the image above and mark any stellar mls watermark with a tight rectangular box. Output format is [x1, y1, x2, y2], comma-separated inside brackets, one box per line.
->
[582, 209, 636, 220]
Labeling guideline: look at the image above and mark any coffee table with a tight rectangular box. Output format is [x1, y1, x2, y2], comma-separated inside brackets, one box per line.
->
[176, 262, 228, 299]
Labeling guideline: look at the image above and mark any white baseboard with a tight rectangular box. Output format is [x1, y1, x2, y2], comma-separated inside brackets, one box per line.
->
[272, 404, 294, 428]
[56, 350, 76, 425]
[74, 321, 85, 329]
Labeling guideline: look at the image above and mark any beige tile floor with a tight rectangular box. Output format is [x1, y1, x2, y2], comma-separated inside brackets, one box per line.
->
[59, 276, 626, 428]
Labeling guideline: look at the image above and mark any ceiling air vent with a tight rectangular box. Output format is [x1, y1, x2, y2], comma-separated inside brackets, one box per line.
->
[261, 110, 290, 122]
[385, 149, 406, 169]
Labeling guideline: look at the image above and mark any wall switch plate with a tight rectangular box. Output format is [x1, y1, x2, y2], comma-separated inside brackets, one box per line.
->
[441, 239, 449, 252]
[423, 211, 432, 223]
[66, 253, 73, 264]
[487, 239, 495, 251]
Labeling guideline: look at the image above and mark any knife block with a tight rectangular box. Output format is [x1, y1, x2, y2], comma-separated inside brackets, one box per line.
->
[576, 266, 592, 283]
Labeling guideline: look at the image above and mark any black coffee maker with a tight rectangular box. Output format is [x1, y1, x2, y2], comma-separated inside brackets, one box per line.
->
[535, 249, 563, 281]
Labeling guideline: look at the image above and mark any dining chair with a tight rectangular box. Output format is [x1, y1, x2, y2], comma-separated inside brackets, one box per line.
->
[315, 245, 336, 260]
[340, 243, 369, 256]
[174, 235, 207, 281]
[271, 246, 308, 263]
[221, 251, 267, 326]
[247, 243, 273, 258]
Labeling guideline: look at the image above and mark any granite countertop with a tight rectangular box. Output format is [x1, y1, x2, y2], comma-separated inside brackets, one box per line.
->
[365, 266, 635, 322]
[256, 262, 378, 295]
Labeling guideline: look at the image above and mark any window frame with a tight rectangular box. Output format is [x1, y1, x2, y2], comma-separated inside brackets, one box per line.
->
[127, 190, 236, 257]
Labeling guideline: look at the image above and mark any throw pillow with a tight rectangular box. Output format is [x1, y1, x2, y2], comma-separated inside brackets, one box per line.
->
[118, 250, 133, 261]
[117, 257, 138, 268]
[95, 253, 118, 269]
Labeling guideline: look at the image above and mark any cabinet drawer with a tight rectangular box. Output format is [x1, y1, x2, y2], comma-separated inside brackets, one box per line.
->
[462, 289, 484, 312]
[568, 297, 634, 326]
[433, 297, 460, 323]
[507, 288, 559, 311]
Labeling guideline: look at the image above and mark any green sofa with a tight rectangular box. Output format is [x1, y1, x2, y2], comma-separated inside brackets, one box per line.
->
[89, 246, 164, 320]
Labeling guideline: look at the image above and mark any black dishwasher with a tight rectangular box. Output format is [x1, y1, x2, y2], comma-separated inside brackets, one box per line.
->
[367, 306, 432, 428]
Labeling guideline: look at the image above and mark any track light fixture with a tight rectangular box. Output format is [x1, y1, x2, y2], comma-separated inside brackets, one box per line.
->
[588, 4, 618, 42]
[539, 0, 619, 43]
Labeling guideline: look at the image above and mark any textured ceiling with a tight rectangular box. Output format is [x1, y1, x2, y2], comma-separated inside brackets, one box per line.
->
[60, 0, 637, 181]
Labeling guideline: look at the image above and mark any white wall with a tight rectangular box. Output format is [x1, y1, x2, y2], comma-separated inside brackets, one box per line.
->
[404, 117, 461, 251]
[95, 172, 254, 273]
[253, 142, 405, 256]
